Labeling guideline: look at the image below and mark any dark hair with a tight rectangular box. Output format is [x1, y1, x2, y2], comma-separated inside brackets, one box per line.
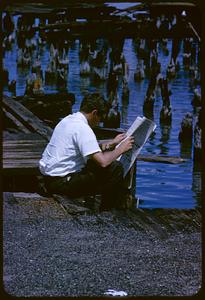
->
[80, 92, 108, 119]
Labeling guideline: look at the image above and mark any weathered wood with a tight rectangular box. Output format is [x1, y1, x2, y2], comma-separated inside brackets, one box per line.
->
[137, 155, 185, 164]
[2, 96, 53, 141]
[2, 154, 185, 173]
[2, 107, 31, 133]
[3, 136, 186, 173]
[3, 138, 45, 143]
[53, 194, 90, 215]
[37, 15, 196, 39]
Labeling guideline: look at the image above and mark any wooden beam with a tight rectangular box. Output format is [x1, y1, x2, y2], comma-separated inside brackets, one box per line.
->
[137, 155, 185, 164]
[3, 136, 186, 174]
[3, 108, 31, 134]
[39, 18, 195, 39]
[2, 96, 53, 141]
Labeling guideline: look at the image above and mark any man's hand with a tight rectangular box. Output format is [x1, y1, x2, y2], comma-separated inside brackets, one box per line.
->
[92, 136, 134, 168]
[100, 133, 126, 151]
[117, 136, 134, 153]
[112, 133, 126, 146]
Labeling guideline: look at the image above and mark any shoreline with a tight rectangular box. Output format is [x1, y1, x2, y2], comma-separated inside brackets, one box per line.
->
[3, 191, 202, 297]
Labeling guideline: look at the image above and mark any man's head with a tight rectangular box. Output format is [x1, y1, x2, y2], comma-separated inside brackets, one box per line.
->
[80, 92, 108, 127]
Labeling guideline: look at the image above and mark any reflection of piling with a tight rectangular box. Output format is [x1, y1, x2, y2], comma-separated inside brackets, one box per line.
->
[122, 77, 129, 102]
[159, 125, 171, 155]
[166, 59, 176, 79]
[183, 38, 192, 66]
[171, 38, 181, 64]
[3, 69, 9, 86]
[8, 80, 16, 96]
[143, 71, 157, 118]
[109, 38, 125, 72]
[192, 88, 201, 108]
[178, 112, 193, 144]
[107, 71, 118, 98]
[104, 92, 120, 128]
[134, 60, 145, 81]
[143, 53, 161, 115]
[92, 49, 108, 81]
[3, 12, 14, 33]
[160, 78, 172, 125]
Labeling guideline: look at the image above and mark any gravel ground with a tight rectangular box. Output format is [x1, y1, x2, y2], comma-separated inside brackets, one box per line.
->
[3, 192, 202, 297]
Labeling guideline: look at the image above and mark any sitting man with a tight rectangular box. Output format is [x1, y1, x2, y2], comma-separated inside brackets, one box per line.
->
[39, 92, 134, 210]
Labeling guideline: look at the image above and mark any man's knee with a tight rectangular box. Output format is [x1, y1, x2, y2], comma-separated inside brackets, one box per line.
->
[108, 161, 124, 179]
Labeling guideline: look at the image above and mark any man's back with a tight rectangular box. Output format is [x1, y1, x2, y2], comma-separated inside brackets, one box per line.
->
[39, 112, 100, 177]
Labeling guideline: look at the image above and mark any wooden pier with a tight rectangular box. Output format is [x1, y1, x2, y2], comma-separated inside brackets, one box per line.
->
[3, 95, 186, 197]
[3, 1, 200, 39]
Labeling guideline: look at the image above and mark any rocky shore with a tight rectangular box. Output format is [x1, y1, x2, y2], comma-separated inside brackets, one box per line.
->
[3, 192, 201, 297]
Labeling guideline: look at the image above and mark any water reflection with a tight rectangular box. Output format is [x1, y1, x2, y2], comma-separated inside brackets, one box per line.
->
[158, 125, 171, 155]
[121, 102, 129, 125]
[180, 141, 192, 160]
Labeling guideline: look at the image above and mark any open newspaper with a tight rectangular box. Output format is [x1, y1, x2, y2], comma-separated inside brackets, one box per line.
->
[117, 116, 157, 177]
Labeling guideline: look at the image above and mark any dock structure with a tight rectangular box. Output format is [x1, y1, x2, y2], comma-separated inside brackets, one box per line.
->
[3, 96, 185, 202]
[2, 1, 201, 39]
[2, 97, 202, 296]
[2, 3, 202, 296]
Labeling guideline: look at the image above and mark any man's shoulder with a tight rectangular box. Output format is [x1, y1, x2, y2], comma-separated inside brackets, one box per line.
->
[57, 112, 92, 133]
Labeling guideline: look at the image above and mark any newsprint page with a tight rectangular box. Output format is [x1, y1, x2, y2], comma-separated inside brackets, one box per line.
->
[117, 116, 157, 176]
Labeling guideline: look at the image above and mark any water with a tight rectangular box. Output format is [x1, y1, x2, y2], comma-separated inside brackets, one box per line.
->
[3, 15, 201, 208]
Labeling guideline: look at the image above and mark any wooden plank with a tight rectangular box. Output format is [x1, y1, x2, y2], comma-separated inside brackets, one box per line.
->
[2, 96, 53, 141]
[3, 149, 43, 154]
[3, 140, 46, 144]
[3, 144, 43, 147]
[3, 108, 31, 134]
[137, 155, 186, 164]
[3, 148, 186, 165]
[3, 148, 44, 153]
[3, 154, 186, 172]
[150, 2, 196, 8]
[3, 160, 39, 165]
[3, 146, 186, 168]
[3, 154, 42, 159]
[3, 146, 44, 151]
[3, 141, 45, 145]
[3, 146, 45, 150]
[2, 132, 186, 174]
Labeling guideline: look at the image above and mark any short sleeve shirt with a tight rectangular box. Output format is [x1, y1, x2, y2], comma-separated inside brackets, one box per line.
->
[39, 112, 101, 176]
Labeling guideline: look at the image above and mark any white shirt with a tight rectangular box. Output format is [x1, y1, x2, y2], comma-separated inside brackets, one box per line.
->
[39, 112, 101, 176]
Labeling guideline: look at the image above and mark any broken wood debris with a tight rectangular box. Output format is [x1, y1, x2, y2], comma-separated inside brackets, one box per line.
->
[2, 96, 53, 140]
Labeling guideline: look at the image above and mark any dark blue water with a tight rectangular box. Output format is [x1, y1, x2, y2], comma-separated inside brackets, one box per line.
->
[3, 16, 201, 208]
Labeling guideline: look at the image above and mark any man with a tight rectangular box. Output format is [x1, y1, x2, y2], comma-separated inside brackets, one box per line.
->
[39, 92, 134, 210]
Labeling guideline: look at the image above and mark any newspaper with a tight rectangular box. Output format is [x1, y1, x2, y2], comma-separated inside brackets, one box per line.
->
[117, 116, 157, 177]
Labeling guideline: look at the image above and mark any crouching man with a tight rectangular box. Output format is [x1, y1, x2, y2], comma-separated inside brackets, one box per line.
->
[39, 92, 134, 210]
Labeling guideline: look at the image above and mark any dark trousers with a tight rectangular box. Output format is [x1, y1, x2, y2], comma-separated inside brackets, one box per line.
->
[44, 160, 128, 210]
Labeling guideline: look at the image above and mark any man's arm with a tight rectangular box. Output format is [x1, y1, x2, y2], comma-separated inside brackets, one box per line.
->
[91, 136, 134, 168]
[99, 133, 126, 151]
